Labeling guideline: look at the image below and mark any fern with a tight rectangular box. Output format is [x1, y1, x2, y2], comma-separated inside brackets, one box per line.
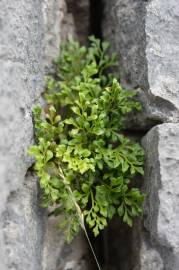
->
[28, 36, 145, 243]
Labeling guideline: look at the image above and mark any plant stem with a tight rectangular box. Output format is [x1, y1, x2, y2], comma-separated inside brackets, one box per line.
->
[58, 165, 102, 270]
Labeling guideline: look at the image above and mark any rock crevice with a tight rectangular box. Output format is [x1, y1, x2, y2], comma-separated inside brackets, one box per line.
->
[1, 0, 179, 269]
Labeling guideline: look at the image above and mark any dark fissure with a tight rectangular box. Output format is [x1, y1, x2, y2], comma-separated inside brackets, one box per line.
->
[63, 0, 142, 269]
[88, 0, 141, 269]
[89, 0, 103, 39]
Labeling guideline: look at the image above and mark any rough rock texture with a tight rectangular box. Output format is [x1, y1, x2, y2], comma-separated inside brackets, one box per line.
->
[42, 0, 90, 69]
[65, 0, 90, 45]
[42, 0, 76, 70]
[103, 1, 179, 269]
[1, 0, 179, 269]
[41, 1, 91, 269]
[2, 175, 45, 270]
[42, 216, 91, 270]
[102, 0, 179, 129]
[141, 124, 179, 270]
[0, 0, 44, 269]
[102, 0, 147, 90]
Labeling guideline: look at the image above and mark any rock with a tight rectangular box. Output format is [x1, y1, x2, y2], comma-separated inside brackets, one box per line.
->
[42, 1, 91, 269]
[42, 215, 91, 270]
[141, 123, 179, 269]
[0, 1, 91, 269]
[0, 0, 44, 269]
[1, 174, 45, 270]
[65, 0, 90, 45]
[102, 0, 147, 90]
[102, 0, 179, 128]
[42, 0, 76, 70]
[42, 0, 90, 70]
[137, 239, 164, 270]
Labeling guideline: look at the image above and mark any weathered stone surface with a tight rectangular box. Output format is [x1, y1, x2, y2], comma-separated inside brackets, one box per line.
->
[42, 215, 91, 270]
[2, 174, 45, 270]
[42, 0, 90, 69]
[65, 0, 90, 45]
[102, 0, 179, 128]
[42, 0, 76, 69]
[41, 1, 91, 269]
[0, 1, 44, 269]
[102, 0, 147, 90]
[137, 238, 164, 270]
[141, 123, 179, 269]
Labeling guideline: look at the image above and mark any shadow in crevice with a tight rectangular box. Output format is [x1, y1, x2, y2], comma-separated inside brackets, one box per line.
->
[65, 0, 90, 44]
[89, 0, 103, 39]
[89, 217, 141, 270]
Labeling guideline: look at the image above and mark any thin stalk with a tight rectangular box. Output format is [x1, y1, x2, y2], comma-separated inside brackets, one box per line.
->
[83, 224, 102, 270]
[58, 165, 102, 270]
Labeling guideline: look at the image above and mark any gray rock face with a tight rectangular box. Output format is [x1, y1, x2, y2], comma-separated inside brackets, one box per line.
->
[42, 216, 91, 270]
[0, 1, 91, 269]
[103, 1, 179, 269]
[2, 175, 45, 270]
[42, 0, 90, 70]
[1, 0, 179, 269]
[142, 124, 179, 270]
[42, 0, 76, 70]
[102, 0, 147, 90]
[65, 0, 90, 45]
[42, 1, 91, 269]
[0, 0, 44, 269]
[102, 0, 179, 128]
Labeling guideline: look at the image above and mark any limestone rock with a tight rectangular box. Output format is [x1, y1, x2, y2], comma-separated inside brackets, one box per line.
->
[42, 0, 90, 70]
[1, 174, 45, 270]
[0, 1, 91, 269]
[102, 0, 179, 128]
[42, 215, 91, 270]
[138, 239, 164, 270]
[65, 0, 90, 45]
[141, 123, 179, 269]
[0, 0, 44, 269]
[42, 0, 76, 70]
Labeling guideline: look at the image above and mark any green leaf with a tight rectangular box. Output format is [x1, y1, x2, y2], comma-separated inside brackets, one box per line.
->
[118, 204, 124, 217]
[82, 183, 89, 193]
[46, 150, 53, 162]
[71, 106, 81, 115]
[28, 36, 145, 242]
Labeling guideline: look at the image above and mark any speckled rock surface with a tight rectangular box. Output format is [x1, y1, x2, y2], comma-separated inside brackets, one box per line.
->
[102, 0, 179, 128]
[41, 1, 91, 269]
[42, 0, 76, 70]
[42, 215, 91, 270]
[0, 0, 44, 269]
[65, 0, 90, 45]
[1, 0, 179, 269]
[141, 123, 179, 270]
[0, 1, 91, 269]
[42, 0, 90, 70]
[102, 0, 147, 90]
[103, 2, 179, 268]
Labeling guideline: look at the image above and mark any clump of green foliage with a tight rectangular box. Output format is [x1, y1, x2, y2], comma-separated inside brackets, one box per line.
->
[28, 36, 144, 242]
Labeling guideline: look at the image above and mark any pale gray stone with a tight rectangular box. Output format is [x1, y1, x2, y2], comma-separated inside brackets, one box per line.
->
[0, 0, 90, 269]
[42, 0, 90, 70]
[0, 0, 44, 269]
[1, 0, 179, 269]
[65, 0, 90, 45]
[142, 123, 179, 270]
[42, 215, 90, 270]
[42, 0, 76, 69]
[41, 1, 91, 269]
[102, 0, 179, 128]
[138, 239, 164, 270]
[1, 174, 44, 270]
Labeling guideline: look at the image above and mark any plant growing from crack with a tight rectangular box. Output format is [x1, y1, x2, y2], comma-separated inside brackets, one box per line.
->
[28, 36, 145, 269]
